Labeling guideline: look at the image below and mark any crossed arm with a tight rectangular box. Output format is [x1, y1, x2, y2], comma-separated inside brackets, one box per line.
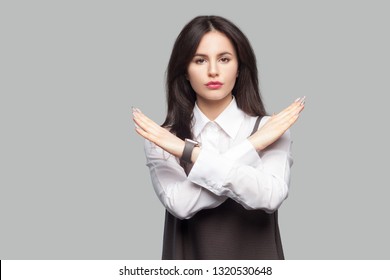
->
[133, 98, 305, 219]
[133, 97, 304, 158]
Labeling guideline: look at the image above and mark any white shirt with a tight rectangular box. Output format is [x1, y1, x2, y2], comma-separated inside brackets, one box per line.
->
[144, 98, 293, 219]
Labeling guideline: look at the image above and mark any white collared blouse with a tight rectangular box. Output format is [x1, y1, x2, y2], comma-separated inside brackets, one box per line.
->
[144, 98, 293, 219]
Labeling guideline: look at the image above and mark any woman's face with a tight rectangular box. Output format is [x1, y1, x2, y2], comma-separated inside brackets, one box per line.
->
[187, 31, 239, 108]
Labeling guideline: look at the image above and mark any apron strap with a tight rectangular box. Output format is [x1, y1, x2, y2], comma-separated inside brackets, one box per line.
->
[250, 116, 263, 136]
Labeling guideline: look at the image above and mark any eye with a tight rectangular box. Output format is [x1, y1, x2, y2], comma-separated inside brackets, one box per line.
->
[219, 57, 231, 63]
[194, 58, 207, 64]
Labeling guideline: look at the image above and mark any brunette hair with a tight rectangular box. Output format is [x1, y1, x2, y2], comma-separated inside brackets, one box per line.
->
[163, 15, 266, 141]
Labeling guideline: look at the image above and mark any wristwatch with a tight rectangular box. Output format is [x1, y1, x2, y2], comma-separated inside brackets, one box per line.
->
[181, 138, 200, 163]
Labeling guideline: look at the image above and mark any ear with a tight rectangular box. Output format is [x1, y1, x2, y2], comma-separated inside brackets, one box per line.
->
[236, 70, 239, 78]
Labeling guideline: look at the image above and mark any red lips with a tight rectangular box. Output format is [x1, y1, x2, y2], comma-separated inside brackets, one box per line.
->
[205, 81, 223, 89]
[206, 81, 223, 86]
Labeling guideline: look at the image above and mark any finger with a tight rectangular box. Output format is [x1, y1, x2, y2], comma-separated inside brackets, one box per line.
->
[296, 96, 306, 105]
[273, 97, 304, 119]
[132, 110, 162, 133]
[285, 113, 300, 127]
[268, 104, 303, 131]
[132, 114, 147, 129]
[132, 110, 151, 125]
[133, 117, 148, 134]
[284, 103, 305, 127]
[133, 113, 171, 145]
[134, 125, 150, 140]
[284, 105, 303, 125]
[297, 103, 305, 114]
[277, 98, 305, 120]
[134, 123, 157, 142]
[134, 116, 160, 139]
[270, 108, 298, 127]
[134, 125, 146, 136]
[135, 126, 168, 148]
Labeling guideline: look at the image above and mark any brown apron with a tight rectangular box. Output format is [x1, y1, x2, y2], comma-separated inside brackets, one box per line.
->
[162, 116, 285, 260]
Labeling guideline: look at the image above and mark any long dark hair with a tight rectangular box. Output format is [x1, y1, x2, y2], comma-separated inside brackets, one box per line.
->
[163, 15, 266, 141]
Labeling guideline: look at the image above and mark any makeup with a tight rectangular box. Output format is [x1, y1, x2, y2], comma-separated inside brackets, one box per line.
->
[205, 81, 223, 89]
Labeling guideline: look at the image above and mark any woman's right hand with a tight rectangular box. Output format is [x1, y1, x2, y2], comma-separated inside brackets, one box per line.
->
[248, 97, 305, 151]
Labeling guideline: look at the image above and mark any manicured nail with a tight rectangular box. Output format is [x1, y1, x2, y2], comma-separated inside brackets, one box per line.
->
[294, 97, 301, 102]
[132, 107, 142, 115]
[300, 96, 306, 105]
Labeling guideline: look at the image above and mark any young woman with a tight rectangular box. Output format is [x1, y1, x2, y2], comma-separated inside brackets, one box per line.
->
[132, 15, 305, 260]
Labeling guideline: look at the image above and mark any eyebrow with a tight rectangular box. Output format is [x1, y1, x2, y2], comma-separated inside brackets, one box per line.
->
[193, 52, 234, 57]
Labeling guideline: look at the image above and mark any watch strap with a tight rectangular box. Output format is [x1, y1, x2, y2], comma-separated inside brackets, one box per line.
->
[181, 139, 198, 163]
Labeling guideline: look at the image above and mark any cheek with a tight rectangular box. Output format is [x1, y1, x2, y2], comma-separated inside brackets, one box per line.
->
[186, 75, 199, 90]
[187, 69, 202, 84]
[226, 67, 239, 82]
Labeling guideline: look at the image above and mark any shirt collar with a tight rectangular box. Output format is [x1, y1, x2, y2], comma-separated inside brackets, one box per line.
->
[192, 97, 245, 139]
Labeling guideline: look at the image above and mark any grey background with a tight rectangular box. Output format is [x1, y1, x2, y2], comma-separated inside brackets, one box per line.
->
[1, 0, 389, 259]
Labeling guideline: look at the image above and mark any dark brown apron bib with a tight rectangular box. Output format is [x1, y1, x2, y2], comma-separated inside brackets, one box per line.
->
[162, 116, 284, 260]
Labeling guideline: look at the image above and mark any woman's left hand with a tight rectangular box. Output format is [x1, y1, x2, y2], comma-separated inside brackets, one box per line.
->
[248, 97, 305, 151]
[132, 108, 185, 157]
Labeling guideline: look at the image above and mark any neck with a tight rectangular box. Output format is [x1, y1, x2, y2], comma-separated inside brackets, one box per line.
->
[196, 94, 233, 121]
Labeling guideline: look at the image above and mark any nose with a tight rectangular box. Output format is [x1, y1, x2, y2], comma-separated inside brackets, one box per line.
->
[208, 60, 219, 77]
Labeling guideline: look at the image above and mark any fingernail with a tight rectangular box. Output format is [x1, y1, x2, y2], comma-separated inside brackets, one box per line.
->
[300, 96, 306, 105]
[132, 107, 142, 117]
[294, 97, 301, 102]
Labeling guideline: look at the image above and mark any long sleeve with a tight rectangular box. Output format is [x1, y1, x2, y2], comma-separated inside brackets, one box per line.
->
[144, 140, 227, 219]
[188, 125, 293, 213]
[144, 99, 294, 219]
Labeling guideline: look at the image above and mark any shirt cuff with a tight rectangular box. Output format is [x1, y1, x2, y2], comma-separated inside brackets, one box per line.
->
[223, 139, 262, 167]
[187, 147, 235, 195]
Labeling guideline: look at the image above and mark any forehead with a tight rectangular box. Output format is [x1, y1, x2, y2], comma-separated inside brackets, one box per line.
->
[195, 31, 236, 55]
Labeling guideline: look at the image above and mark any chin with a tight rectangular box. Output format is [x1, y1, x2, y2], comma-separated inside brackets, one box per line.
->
[206, 92, 232, 100]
